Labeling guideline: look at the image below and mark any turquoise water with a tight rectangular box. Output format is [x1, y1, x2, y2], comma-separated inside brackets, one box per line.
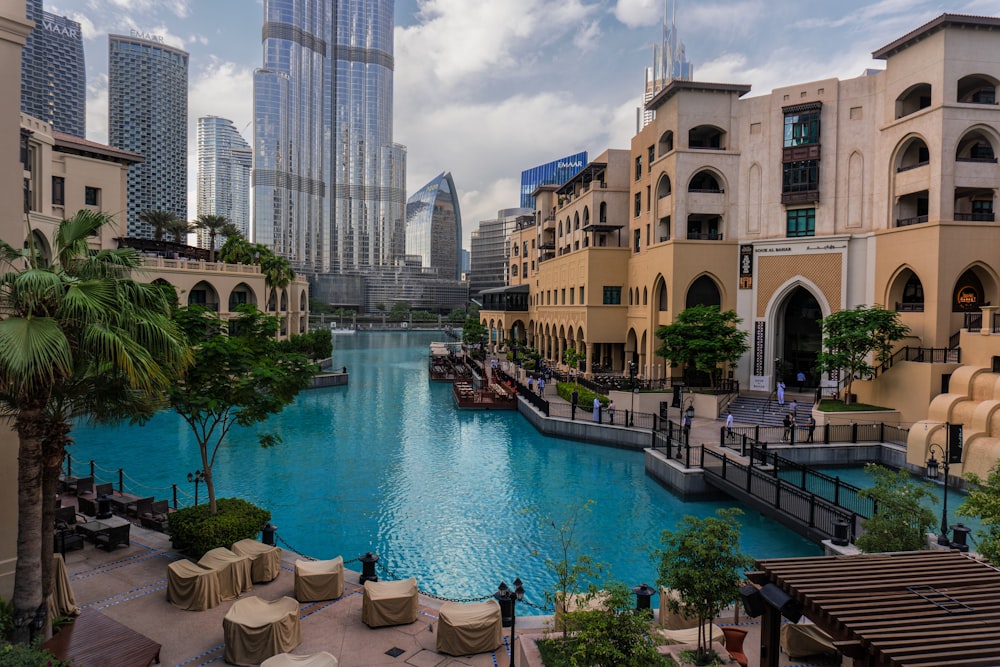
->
[68, 331, 820, 608]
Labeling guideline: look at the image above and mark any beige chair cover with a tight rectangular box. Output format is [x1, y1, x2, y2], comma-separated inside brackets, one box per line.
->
[361, 578, 419, 627]
[223, 596, 301, 666]
[781, 621, 836, 657]
[436, 600, 503, 656]
[198, 547, 252, 600]
[232, 539, 282, 583]
[261, 652, 339, 667]
[294, 557, 344, 602]
[655, 623, 724, 645]
[47, 554, 79, 618]
[167, 560, 223, 611]
[659, 587, 699, 629]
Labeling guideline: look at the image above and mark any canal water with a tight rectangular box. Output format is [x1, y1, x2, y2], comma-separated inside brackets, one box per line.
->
[69, 331, 821, 608]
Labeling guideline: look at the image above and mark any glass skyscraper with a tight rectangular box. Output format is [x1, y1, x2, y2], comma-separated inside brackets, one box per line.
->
[519, 152, 587, 209]
[253, 0, 406, 279]
[197, 116, 253, 244]
[21, 0, 85, 137]
[405, 172, 462, 280]
[108, 33, 188, 238]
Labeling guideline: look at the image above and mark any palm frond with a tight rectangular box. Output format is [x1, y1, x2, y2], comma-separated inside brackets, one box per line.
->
[0, 316, 72, 396]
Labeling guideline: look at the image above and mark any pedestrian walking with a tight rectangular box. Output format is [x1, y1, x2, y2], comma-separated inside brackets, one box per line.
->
[592, 397, 601, 422]
[807, 415, 816, 443]
[608, 401, 616, 424]
[537, 377, 545, 394]
[776, 381, 786, 405]
[789, 413, 797, 443]
[571, 388, 579, 420]
[528, 375, 534, 392]
[725, 410, 734, 441]
[782, 412, 792, 441]
[796, 370, 806, 392]
[790, 399, 798, 415]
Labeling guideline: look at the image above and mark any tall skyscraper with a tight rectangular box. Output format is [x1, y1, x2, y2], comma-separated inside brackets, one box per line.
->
[21, 0, 85, 137]
[469, 208, 532, 299]
[253, 0, 406, 286]
[520, 152, 587, 208]
[405, 172, 462, 280]
[197, 115, 253, 244]
[637, 0, 694, 130]
[108, 32, 188, 238]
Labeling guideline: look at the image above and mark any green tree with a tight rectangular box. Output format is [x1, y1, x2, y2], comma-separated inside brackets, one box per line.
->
[0, 211, 188, 643]
[447, 307, 467, 323]
[259, 249, 295, 289]
[563, 346, 585, 385]
[815, 305, 909, 405]
[959, 461, 1000, 563]
[653, 508, 751, 664]
[218, 235, 257, 264]
[561, 582, 668, 667]
[165, 218, 196, 245]
[168, 305, 316, 516]
[194, 213, 230, 262]
[655, 305, 749, 387]
[461, 317, 487, 347]
[138, 209, 179, 242]
[855, 464, 937, 553]
[390, 301, 411, 320]
[543, 500, 602, 638]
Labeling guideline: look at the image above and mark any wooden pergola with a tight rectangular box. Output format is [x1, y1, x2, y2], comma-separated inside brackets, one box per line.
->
[750, 550, 1000, 667]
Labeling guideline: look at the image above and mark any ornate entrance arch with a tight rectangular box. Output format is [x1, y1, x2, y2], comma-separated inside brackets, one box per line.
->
[773, 286, 824, 386]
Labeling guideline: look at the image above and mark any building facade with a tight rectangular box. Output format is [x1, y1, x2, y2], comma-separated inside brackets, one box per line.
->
[480, 13, 1000, 481]
[519, 152, 587, 209]
[21, 0, 85, 137]
[252, 0, 406, 283]
[197, 115, 253, 244]
[108, 33, 188, 238]
[469, 208, 532, 300]
[405, 171, 462, 280]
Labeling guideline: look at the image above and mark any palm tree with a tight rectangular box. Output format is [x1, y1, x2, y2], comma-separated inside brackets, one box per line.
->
[194, 213, 230, 262]
[259, 248, 295, 289]
[138, 209, 179, 242]
[165, 218, 196, 245]
[0, 210, 189, 643]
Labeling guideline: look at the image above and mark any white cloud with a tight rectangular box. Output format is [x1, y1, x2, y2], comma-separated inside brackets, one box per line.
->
[103, 0, 190, 18]
[573, 20, 602, 52]
[612, 0, 661, 29]
[85, 73, 108, 144]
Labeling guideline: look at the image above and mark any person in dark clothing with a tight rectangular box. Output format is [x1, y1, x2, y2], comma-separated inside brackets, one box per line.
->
[807, 415, 816, 442]
[571, 388, 579, 420]
[782, 413, 792, 441]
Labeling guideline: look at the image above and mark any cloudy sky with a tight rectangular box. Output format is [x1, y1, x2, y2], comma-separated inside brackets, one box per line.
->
[47, 0, 1000, 249]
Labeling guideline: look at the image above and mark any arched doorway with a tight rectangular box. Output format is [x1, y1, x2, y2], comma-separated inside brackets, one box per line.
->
[775, 287, 823, 387]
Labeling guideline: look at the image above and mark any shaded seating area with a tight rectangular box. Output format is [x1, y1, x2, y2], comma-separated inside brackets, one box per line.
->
[70, 476, 94, 497]
[223, 596, 301, 666]
[198, 547, 252, 600]
[294, 556, 344, 602]
[94, 523, 130, 551]
[262, 652, 338, 667]
[436, 600, 503, 656]
[361, 578, 418, 628]
[139, 499, 170, 532]
[166, 559, 223, 611]
[77, 496, 97, 519]
[40, 610, 161, 667]
[232, 538, 282, 583]
[750, 550, 1000, 667]
[54, 506, 84, 555]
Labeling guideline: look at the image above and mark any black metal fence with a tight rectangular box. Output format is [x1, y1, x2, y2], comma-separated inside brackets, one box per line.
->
[722, 421, 909, 449]
[701, 446, 860, 542]
[545, 400, 660, 430]
[650, 427, 703, 468]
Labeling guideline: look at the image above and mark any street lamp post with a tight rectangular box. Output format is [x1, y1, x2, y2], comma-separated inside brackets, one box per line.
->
[628, 361, 638, 426]
[495, 578, 525, 667]
[187, 470, 206, 506]
[925, 423, 953, 547]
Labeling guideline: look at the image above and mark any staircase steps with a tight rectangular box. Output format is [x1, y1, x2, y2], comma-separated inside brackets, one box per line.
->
[722, 394, 813, 428]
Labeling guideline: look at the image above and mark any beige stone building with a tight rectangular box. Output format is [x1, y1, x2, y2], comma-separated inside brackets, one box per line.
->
[481, 13, 1000, 480]
[0, 0, 308, 596]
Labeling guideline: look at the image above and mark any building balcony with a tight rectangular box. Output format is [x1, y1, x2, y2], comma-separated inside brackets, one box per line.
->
[781, 190, 819, 205]
[954, 211, 995, 222]
[686, 232, 725, 241]
[895, 215, 929, 227]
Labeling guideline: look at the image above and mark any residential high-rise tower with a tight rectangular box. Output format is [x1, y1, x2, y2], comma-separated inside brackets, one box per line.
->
[197, 115, 252, 244]
[21, 0, 85, 137]
[253, 0, 406, 291]
[108, 32, 188, 238]
[405, 172, 462, 280]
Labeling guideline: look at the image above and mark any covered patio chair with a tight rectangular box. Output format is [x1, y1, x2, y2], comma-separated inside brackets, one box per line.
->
[361, 578, 418, 628]
[293, 557, 343, 602]
[198, 547, 252, 600]
[166, 560, 222, 611]
[436, 600, 503, 656]
[261, 652, 338, 667]
[232, 538, 282, 583]
[223, 596, 301, 666]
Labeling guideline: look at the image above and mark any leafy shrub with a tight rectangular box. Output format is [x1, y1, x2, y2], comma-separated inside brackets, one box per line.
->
[0, 642, 68, 667]
[556, 382, 607, 407]
[169, 498, 271, 557]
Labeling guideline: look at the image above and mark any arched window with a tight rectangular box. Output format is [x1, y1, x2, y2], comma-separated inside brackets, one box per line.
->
[574, 212, 580, 230]
[599, 202, 607, 223]
[685, 276, 721, 309]
[657, 277, 667, 311]
[901, 275, 924, 311]
[643, 287, 648, 305]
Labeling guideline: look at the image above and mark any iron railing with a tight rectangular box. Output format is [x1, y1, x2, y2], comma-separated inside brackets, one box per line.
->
[722, 421, 909, 448]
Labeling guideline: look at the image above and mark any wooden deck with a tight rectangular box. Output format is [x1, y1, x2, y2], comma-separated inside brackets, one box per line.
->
[41, 610, 161, 667]
[452, 381, 517, 409]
